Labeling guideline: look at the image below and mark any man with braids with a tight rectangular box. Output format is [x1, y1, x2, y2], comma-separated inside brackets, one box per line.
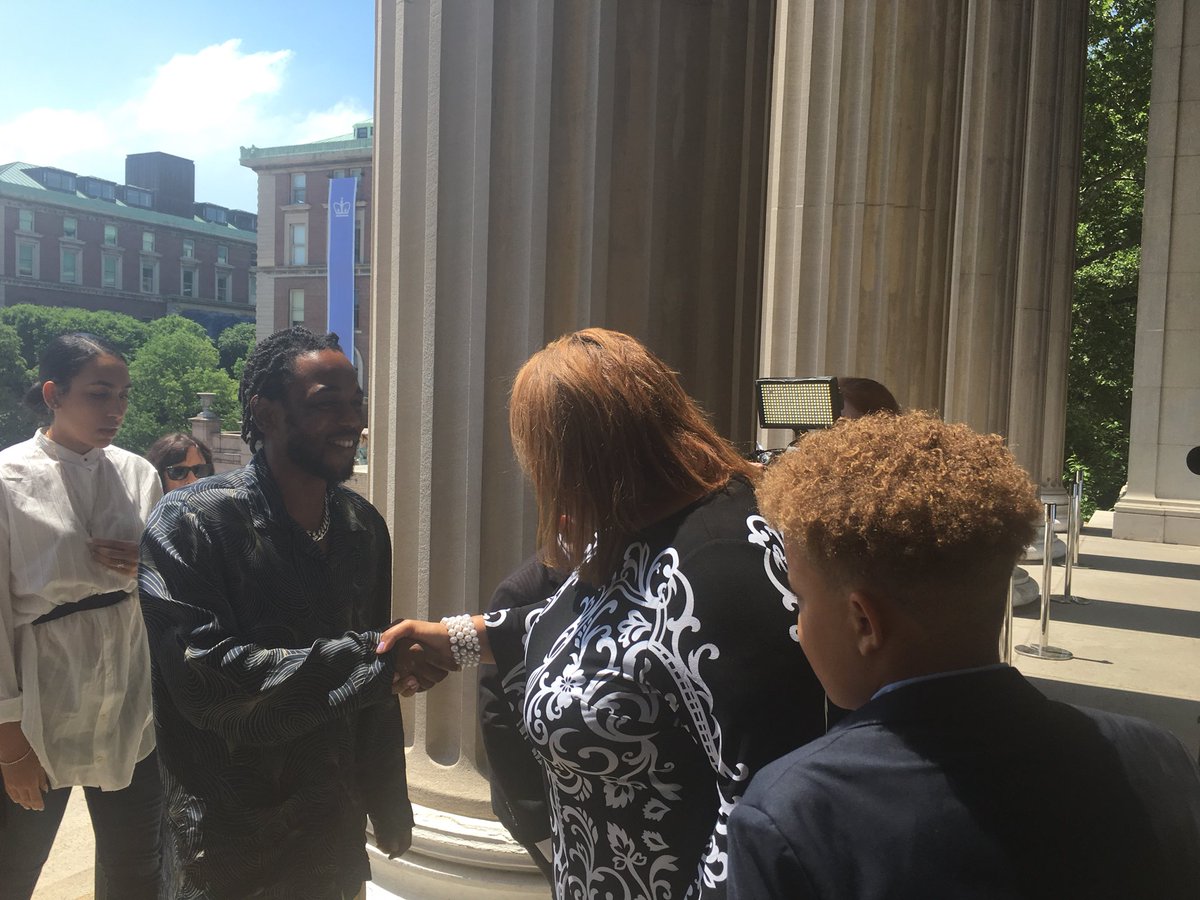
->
[140, 327, 427, 899]
[728, 411, 1200, 900]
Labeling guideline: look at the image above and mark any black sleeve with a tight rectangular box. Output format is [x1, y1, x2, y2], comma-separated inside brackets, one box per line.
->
[478, 557, 564, 847]
[727, 801, 816, 900]
[139, 498, 395, 747]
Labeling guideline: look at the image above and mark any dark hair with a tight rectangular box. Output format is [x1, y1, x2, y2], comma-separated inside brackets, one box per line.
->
[145, 433, 214, 490]
[836, 377, 900, 417]
[239, 326, 343, 452]
[24, 332, 126, 419]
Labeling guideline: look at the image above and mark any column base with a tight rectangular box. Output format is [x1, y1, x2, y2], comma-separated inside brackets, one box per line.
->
[368, 805, 552, 900]
[1112, 497, 1200, 546]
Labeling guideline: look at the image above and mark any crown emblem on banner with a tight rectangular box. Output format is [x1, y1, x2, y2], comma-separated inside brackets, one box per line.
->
[332, 197, 352, 217]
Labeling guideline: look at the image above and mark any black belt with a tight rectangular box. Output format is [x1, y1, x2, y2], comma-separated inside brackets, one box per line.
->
[32, 590, 130, 626]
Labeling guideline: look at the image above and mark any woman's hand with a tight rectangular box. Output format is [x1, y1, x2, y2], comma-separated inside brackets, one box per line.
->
[87, 538, 140, 578]
[1, 747, 49, 811]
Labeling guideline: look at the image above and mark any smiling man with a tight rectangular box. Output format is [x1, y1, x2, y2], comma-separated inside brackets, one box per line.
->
[139, 328, 415, 900]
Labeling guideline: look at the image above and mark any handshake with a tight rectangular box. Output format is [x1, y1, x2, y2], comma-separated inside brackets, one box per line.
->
[375, 615, 490, 697]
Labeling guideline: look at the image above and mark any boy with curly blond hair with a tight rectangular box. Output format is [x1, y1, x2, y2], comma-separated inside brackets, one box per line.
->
[728, 411, 1200, 899]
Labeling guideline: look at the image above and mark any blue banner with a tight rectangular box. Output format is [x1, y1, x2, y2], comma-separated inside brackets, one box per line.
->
[327, 177, 357, 361]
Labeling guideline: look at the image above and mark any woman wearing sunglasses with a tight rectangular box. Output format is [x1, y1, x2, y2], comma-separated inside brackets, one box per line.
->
[145, 433, 214, 493]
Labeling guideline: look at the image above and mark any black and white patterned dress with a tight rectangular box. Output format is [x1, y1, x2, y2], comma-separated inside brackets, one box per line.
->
[485, 478, 827, 900]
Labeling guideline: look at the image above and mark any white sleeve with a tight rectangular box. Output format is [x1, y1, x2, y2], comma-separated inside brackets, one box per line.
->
[0, 482, 22, 724]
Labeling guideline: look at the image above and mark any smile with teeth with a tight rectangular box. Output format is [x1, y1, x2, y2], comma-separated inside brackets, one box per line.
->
[331, 439, 357, 449]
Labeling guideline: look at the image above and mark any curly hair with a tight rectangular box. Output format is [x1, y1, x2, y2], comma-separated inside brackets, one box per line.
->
[510, 328, 758, 584]
[757, 411, 1039, 599]
[239, 327, 343, 452]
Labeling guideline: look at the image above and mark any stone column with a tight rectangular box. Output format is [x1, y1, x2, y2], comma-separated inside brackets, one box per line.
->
[758, 0, 1087, 498]
[1113, 0, 1200, 545]
[368, 2, 774, 896]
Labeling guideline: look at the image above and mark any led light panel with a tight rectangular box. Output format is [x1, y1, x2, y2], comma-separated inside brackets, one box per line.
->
[756, 377, 842, 431]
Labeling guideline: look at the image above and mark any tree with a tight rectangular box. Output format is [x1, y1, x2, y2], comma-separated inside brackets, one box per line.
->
[217, 322, 257, 377]
[0, 304, 150, 370]
[0, 323, 34, 450]
[1067, 0, 1154, 515]
[119, 324, 240, 455]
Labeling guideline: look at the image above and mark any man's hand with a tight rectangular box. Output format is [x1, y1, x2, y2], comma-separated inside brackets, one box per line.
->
[372, 823, 413, 859]
[378, 620, 458, 697]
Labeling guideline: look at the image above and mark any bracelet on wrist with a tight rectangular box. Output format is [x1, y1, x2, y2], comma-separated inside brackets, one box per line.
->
[0, 745, 34, 767]
[440, 614, 482, 668]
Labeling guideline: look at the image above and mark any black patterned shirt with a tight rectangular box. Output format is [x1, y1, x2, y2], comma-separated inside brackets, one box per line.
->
[484, 477, 828, 900]
[139, 454, 411, 900]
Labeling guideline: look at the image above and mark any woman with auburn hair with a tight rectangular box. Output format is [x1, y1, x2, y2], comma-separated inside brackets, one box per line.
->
[379, 328, 828, 899]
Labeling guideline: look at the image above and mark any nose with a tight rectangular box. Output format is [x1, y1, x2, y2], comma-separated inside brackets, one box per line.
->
[182, 470, 198, 485]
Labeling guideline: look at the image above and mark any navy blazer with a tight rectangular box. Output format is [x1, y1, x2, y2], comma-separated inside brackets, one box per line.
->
[728, 666, 1200, 899]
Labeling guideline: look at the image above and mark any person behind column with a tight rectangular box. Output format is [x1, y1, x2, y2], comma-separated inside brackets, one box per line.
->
[139, 327, 420, 900]
[477, 554, 565, 883]
[380, 327, 829, 899]
[0, 333, 163, 900]
[728, 411, 1200, 899]
[834, 376, 899, 419]
[145, 432, 214, 493]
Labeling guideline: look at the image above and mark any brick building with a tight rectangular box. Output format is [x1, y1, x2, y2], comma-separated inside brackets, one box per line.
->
[239, 121, 372, 379]
[0, 153, 257, 333]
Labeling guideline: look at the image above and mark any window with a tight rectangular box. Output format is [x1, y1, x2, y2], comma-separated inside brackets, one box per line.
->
[350, 167, 363, 184]
[43, 170, 76, 193]
[16, 240, 38, 278]
[142, 231, 155, 253]
[249, 273, 256, 305]
[217, 244, 228, 265]
[290, 224, 307, 265]
[140, 259, 159, 294]
[18, 209, 33, 232]
[291, 173, 306, 204]
[63, 217, 77, 239]
[102, 253, 120, 288]
[182, 239, 194, 259]
[331, 169, 346, 179]
[60, 248, 80, 284]
[290, 289, 304, 326]
[104, 224, 118, 246]
[216, 273, 230, 302]
[354, 211, 364, 264]
[123, 186, 152, 208]
[355, 125, 372, 139]
[181, 268, 196, 297]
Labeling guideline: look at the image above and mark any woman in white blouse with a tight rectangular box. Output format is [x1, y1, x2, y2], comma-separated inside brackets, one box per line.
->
[0, 333, 162, 900]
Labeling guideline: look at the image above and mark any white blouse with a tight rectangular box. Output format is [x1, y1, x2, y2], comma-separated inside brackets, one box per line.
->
[0, 430, 161, 790]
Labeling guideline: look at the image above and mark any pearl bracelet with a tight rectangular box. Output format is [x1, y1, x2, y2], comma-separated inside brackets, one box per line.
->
[441, 614, 482, 668]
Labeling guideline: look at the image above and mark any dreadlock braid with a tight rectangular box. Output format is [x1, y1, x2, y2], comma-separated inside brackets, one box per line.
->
[239, 326, 343, 452]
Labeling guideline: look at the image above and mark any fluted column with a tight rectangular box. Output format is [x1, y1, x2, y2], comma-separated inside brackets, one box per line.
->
[368, 2, 774, 896]
[1114, 0, 1200, 544]
[759, 0, 1086, 495]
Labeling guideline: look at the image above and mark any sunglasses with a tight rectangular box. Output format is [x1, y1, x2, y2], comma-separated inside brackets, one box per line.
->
[164, 463, 214, 481]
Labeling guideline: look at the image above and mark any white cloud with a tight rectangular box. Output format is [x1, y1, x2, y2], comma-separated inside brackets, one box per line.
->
[0, 39, 370, 212]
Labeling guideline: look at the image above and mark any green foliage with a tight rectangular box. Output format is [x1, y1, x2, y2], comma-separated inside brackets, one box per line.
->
[217, 322, 257, 376]
[0, 323, 34, 449]
[0, 304, 149, 369]
[118, 327, 239, 455]
[1066, 0, 1154, 512]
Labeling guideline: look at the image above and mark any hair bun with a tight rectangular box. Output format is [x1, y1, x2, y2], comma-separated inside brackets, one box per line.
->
[24, 380, 49, 415]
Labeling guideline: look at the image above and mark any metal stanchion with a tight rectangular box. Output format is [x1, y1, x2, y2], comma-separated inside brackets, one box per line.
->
[1016, 501, 1073, 661]
[1002, 572, 1015, 664]
[1061, 471, 1092, 605]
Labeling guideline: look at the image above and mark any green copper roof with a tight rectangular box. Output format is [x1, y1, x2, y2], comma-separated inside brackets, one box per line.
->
[0, 162, 255, 242]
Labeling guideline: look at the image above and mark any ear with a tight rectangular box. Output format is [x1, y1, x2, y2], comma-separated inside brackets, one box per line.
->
[847, 589, 886, 657]
[250, 395, 281, 438]
[42, 380, 61, 410]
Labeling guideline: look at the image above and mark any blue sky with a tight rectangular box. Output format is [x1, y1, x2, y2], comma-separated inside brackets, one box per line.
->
[0, 0, 375, 211]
